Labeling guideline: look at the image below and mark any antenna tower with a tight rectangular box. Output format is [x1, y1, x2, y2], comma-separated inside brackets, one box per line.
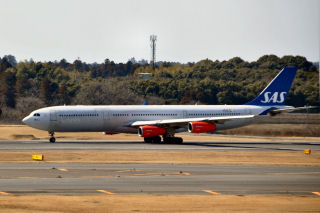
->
[150, 35, 157, 68]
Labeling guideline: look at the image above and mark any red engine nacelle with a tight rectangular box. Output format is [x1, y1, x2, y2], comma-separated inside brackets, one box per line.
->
[188, 122, 216, 133]
[138, 126, 166, 138]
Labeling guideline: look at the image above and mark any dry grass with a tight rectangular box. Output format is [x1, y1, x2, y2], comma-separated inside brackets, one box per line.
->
[0, 150, 319, 166]
[256, 113, 320, 124]
[220, 124, 320, 137]
[0, 194, 319, 213]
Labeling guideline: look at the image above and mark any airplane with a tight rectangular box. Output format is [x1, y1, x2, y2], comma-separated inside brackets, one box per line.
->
[22, 66, 311, 143]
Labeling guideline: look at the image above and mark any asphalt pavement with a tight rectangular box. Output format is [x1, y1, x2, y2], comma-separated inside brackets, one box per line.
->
[0, 139, 319, 196]
[0, 139, 319, 151]
[0, 163, 319, 196]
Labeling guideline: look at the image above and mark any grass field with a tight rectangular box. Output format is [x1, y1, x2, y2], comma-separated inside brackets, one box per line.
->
[1, 194, 320, 213]
[0, 150, 319, 166]
[220, 124, 320, 137]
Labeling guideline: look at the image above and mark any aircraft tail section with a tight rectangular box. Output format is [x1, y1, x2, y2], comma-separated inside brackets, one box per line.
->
[245, 67, 298, 106]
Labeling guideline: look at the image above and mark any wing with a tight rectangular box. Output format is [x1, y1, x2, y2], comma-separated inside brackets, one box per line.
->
[129, 115, 255, 127]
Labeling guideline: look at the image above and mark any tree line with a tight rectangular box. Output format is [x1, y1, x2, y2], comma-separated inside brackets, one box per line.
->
[0, 54, 318, 122]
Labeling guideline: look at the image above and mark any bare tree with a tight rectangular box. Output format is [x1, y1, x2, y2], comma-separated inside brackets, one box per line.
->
[72, 79, 145, 105]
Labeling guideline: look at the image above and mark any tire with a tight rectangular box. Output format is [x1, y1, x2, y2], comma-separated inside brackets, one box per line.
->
[175, 137, 183, 144]
[144, 138, 151, 143]
[144, 136, 161, 144]
[163, 137, 170, 144]
[49, 137, 56, 143]
[163, 137, 183, 144]
[154, 136, 161, 144]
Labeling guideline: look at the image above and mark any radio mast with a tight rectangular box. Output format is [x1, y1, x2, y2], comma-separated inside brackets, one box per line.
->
[150, 35, 157, 68]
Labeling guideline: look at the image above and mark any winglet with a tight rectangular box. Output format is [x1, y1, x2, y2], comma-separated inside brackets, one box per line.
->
[245, 67, 298, 106]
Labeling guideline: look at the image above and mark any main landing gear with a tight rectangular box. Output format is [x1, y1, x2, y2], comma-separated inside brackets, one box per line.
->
[144, 136, 161, 143]
[163, 137, 183, 144]
[162, 128, 183, 144]
[49, 132, 55, 143]
[144, 136, 183, 144]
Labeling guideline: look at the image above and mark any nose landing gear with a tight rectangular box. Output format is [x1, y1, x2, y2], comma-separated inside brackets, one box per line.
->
[49, 132, 55, 143]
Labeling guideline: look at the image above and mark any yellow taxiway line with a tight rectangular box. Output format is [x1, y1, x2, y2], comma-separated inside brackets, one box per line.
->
[97, 189, 115, 195]
[312, 192, 320, 196]
[0, 191, 10, 195]
[202, 190, 220, 195]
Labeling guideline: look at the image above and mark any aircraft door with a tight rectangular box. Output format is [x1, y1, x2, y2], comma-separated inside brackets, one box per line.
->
[183, 110, 188, 118]
[50, 111, 57, 121]
[245, 109, 252, 115]
[103, 111, 111, 129]
[49, 110, 58, 131]
[103, 111, 110, 120]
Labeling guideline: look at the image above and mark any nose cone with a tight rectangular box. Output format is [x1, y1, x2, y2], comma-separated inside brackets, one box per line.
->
[22, 116, 30, 125]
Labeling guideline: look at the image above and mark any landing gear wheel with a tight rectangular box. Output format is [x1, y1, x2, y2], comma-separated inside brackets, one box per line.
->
[49, 137, 56, 143]
[144, 137, 152, 143]
[153, 136, 161, 144]
[163, 137, 183, 144]
[174, 137, 183, 144]
[49, 132, 55, 143]
[144, 136, 161, 144]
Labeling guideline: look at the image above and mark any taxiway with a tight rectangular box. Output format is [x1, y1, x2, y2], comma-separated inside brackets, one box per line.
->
[0, 139, 319, 151]
[0, 163, 319, 196]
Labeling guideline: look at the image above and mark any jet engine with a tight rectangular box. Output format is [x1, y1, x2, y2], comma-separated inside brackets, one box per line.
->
[138, 126, 166, 138]
[188, 122, 216, 133]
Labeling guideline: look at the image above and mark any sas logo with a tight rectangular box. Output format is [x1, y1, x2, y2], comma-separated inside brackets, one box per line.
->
[261, 92, 287, 103]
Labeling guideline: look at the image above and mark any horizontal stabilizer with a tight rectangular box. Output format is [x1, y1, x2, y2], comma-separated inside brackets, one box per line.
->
[267, 106, 318, 116]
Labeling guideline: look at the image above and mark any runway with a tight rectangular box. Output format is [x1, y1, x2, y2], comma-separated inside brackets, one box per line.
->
[0, 163, 319, 196]
[0, 139, 320, 151]
[0, 139, 319, 196]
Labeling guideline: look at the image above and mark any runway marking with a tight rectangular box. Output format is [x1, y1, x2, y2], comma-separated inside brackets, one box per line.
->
[83, 176, 112, 178]
[97, 190, 115, 195]
[116, 169, 143, 173]
[203, 190, 220, 195]
[0, 191, 10, 196]
[181, 172, 191, 176]
[132, 171, 190, 176]
[58, 168, 68, 172]
[312, 192, 320, 196]
[271, 172, 320, 175]
[133, 172, 166, 176]
[19, 177, 37, 179]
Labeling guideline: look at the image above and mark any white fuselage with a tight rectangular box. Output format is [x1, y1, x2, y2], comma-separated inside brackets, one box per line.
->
[22, 105, 274, 134]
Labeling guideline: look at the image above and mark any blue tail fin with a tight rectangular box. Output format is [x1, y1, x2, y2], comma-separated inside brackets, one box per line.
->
[245, 67, 298, 106]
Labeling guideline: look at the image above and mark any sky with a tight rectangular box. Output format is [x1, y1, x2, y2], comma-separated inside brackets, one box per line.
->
[0, 0, 319, 63]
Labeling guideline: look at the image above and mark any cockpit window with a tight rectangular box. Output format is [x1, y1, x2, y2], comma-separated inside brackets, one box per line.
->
[33, 113, 40, 117]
